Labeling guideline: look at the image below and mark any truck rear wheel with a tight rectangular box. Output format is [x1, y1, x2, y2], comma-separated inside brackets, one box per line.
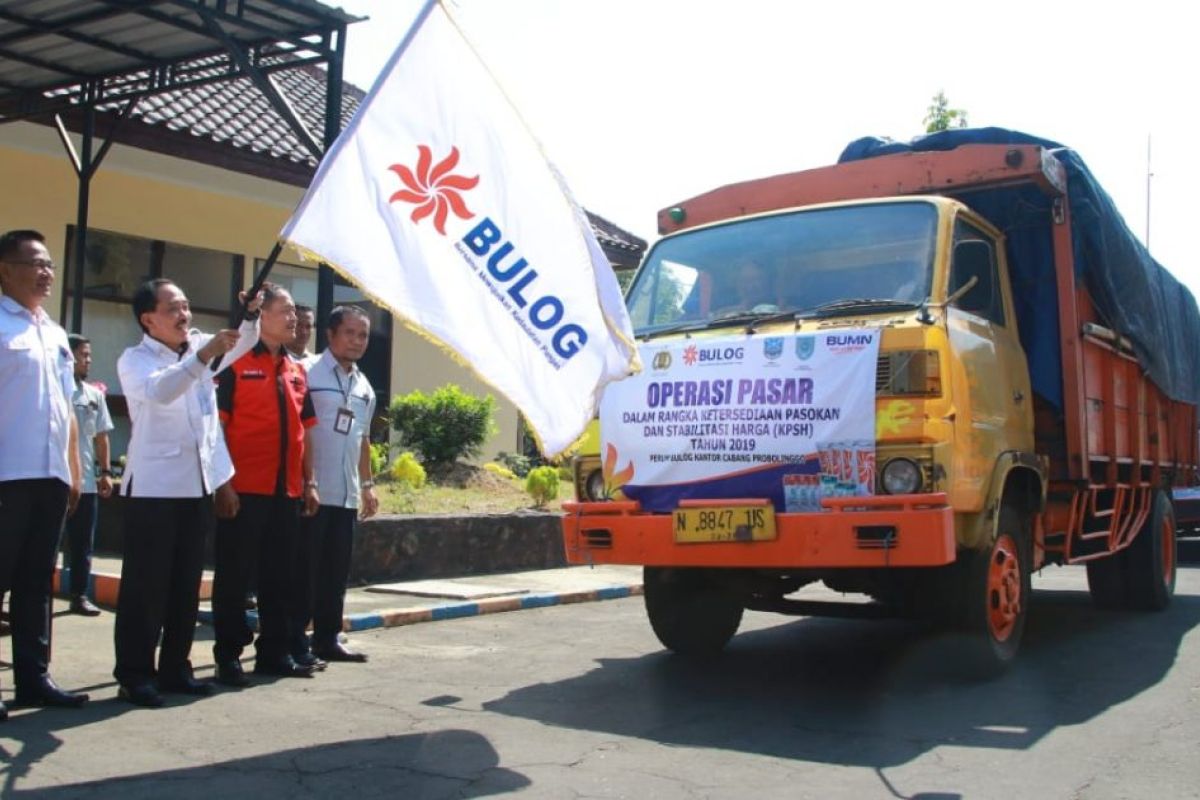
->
[1123, 489, 1176, 611]
[644, 567, 743, 656]
[962, 502, 1031, 676]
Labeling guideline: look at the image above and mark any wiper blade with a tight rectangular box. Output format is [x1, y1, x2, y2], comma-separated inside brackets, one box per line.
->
[801, 298, 921, 318]
[638, 309, 801, 340]
[638, 319, 714, 340]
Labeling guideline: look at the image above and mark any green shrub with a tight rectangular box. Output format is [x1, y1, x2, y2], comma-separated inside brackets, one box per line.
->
[369, 442, 389, 477]
[389, 385, 496, 468]
[557, 465, 573, 482]
[524, 465, 560, 508]
[483, 462, 517, 480]
[495, 450, 532, 477]
[389, 451, 427, 489]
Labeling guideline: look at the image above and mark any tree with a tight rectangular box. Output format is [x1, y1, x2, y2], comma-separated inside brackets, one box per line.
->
[924, 90, 969, 133]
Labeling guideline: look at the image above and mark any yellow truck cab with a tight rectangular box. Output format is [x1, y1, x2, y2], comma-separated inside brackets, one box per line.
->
[563, 136, 1197, 674]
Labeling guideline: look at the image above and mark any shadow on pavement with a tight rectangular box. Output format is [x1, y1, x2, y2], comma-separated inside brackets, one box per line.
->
[2, 729, 527, 799]
[483, 566, 1200, 774]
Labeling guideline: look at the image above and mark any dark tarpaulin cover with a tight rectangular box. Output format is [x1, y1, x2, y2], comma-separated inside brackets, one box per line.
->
[838, 127, 1200, 410]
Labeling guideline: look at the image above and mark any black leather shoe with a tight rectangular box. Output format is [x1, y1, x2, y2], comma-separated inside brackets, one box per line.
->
[253, 658, 316, 678]
[118, 683, 165, 708]
[14, 677, 89, 708]
[215, 661, 251, 688]
[293, 651, 328, 671]
[159, 675, 214, 696]
[69, 595, 102, 616]
[314, 643, 368, 663]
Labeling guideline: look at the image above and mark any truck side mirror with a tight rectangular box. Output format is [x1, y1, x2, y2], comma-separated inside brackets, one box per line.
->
[950, 240, 994, 316]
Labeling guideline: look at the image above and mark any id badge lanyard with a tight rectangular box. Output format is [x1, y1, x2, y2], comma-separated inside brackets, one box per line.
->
[333, 367, 355, 435]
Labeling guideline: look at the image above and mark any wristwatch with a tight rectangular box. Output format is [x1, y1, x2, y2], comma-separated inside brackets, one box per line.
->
[100, 469, 114, 478]
[361, 479, 375, 489]
[304, 479, 319, 490]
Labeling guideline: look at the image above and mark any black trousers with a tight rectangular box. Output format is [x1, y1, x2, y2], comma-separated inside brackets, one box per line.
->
[63, 492, 97, 597]
[0, 478, 69, 692]
[294, 506, 357, 652]
[212, 493, 300, 665]
[113, 495, 211, 687]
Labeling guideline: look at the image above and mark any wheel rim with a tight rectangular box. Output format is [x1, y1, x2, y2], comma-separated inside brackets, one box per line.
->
[987, 534, 1022, 642]
[1161, 515, 1175, 588]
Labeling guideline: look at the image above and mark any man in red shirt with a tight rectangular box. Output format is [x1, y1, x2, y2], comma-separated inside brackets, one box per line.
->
[212, 282, 320, 685]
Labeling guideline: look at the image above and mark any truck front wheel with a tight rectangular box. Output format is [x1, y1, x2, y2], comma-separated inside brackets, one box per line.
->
[962, 502, 1032, 676]
[644, 567, 743, 656]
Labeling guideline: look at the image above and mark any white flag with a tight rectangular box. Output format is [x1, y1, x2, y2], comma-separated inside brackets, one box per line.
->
[281, 0, 639, 457]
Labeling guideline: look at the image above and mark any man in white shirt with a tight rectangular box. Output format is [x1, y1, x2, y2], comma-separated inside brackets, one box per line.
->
[64, 333, 114, 617]
[113, 278, 261, 708]
[0, 229, 86, 720]
[292, 305, 379, 665]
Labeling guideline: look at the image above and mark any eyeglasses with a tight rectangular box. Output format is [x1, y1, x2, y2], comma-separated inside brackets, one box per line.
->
[2, 259, 56, 272]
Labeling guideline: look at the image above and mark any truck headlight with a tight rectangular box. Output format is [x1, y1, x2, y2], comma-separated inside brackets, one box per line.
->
[584, 469, 606, 501]
[881, 458, 923, 495]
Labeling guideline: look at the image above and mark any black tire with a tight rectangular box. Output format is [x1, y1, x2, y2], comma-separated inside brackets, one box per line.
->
[643, 567, 743, 656]
[1124, 489, 1176, 611]
[1085, 551, 1127, 610]
[961, 501, 1032, 676]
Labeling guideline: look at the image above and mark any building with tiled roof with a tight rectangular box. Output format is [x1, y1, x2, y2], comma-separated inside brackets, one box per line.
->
[88, 60, 646, 265]
[0, 58, 645, 461]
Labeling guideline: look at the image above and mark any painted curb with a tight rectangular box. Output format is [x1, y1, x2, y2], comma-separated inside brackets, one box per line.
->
[196, 584, 645, 633]
[53, 567, 213, 608]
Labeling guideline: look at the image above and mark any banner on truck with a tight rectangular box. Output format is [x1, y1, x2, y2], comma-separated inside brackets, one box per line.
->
[599, 330, 880, 512]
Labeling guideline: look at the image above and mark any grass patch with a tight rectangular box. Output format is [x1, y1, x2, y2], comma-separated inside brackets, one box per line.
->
[376, 462, 544, 515]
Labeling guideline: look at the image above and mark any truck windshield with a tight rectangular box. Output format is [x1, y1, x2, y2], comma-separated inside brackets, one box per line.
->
[626, 201, 938, 335]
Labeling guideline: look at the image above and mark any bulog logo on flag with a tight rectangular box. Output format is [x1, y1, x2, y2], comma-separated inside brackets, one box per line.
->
[280, 0, 639, 456]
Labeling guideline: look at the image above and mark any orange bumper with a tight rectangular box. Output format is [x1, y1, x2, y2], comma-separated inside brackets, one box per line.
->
[561, 493, 956, 569]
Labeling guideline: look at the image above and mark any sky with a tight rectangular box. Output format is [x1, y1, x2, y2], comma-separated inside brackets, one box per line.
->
[332, 0, 1199, 296]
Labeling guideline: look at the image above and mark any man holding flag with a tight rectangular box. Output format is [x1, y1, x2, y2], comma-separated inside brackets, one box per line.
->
[280, 0, 638, 457]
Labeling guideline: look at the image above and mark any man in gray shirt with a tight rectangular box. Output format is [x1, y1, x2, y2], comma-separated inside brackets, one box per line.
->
[64, 334, 114, 616]
[291, 305, 379, 665]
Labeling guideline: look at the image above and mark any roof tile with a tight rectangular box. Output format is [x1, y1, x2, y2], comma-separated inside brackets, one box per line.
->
[118, 56, 645, 259]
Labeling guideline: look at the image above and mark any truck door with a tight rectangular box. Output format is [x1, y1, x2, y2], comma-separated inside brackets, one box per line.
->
[945, 217, 1035, 507]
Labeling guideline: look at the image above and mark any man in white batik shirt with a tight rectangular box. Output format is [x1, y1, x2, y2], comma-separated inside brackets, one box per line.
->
[113, 278, 261, 708]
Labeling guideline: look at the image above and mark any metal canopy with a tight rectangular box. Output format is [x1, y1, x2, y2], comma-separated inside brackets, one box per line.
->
[0, 0, 358, 122]
[0, 0, 360, 334]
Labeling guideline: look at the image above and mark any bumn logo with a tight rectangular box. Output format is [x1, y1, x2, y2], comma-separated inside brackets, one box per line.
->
[389, 145, 479, 235]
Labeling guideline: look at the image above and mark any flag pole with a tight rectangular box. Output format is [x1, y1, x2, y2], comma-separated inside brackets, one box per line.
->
[245, 239, 284, 302]
[210, 239, 283, 371]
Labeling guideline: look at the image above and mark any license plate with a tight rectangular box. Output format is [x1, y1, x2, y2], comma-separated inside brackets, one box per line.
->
[673, 505, 777, 543]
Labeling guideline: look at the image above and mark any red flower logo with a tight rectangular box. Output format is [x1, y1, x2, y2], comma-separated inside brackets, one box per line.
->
[388, 145, 479, 235]
[682, 344, 698, 366]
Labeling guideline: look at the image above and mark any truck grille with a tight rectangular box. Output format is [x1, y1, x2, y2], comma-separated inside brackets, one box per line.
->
[874, 354, 891, 393]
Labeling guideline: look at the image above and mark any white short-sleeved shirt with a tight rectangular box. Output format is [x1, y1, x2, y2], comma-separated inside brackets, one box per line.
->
[72, 380, 114, 494]
[0, 296, 75, 485]
[306, 350, 376, 509]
